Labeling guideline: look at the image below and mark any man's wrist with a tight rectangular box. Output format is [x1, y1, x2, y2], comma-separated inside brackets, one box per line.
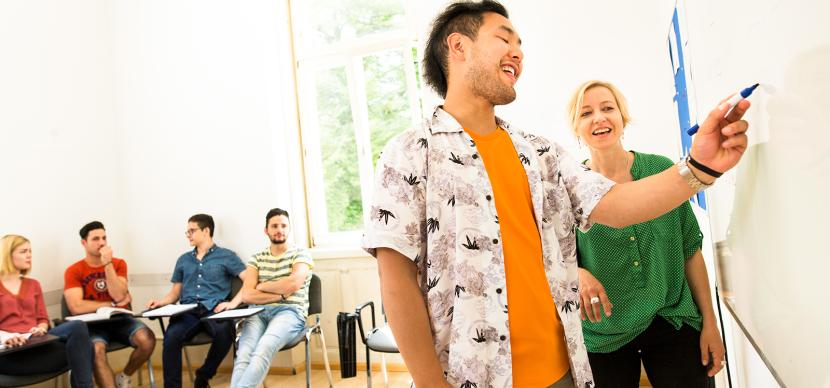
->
[677, 156, 715, 191]
[687, 154, 724, 179]
[111, 294, 128, 306]
[687, 164, 716, 185]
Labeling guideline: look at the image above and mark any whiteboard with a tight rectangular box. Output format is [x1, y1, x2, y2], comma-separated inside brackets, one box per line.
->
[683, 1, 830, 387]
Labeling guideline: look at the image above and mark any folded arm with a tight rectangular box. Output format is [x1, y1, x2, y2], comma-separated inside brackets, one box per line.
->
[241, 263, 310, 305]
[64, 287, 112, 315]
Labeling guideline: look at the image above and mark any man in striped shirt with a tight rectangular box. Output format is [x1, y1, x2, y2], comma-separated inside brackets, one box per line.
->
[231, 208, 314, 388]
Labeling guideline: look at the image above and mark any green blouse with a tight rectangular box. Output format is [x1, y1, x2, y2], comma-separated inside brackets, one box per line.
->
[577, 151, 704, 353]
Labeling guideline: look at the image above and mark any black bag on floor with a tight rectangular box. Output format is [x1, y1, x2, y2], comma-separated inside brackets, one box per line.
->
[337, 312, 358, 378]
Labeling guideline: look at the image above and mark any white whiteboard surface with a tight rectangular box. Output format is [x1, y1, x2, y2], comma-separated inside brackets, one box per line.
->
[685, 1, 830, 387]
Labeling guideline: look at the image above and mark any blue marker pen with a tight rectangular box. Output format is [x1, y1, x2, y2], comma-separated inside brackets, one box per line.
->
[687, 83, 759, 136]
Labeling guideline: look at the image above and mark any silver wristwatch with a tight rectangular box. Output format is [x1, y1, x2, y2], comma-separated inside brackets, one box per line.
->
[677, 156, 713, 192]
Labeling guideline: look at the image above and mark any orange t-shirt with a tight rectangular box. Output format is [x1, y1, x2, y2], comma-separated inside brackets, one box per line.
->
[466, 127, 570, 387]
[64, 258, 127, 302]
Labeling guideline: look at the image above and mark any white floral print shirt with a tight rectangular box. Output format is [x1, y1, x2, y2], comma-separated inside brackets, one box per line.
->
[362, 107, 614, 388]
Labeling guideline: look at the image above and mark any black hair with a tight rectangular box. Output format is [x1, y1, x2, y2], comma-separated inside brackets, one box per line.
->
[188, 214, 215, 237]
[79, 221, 105, 240]
[265, 208, 290, 226]
[422, 0, 509, 98]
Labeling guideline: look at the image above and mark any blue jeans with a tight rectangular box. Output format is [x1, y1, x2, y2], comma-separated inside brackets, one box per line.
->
[231, 305, 306, 388]
[162, 305, 235, 388]
[52, 321, 95, 388]
[0, 320, 94, 388]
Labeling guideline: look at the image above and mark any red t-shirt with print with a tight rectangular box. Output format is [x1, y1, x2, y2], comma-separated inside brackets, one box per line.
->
[64, 258, 127, 301]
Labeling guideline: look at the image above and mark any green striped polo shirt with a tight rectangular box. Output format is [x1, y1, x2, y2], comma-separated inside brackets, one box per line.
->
[248, 246, 314, 315]
[577, 151, 704, 353]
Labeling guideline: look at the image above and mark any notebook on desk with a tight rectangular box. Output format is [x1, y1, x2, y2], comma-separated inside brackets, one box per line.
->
[204, 307, 264, 321]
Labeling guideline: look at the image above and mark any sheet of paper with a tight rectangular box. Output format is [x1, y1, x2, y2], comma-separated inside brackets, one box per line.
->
[143, 303, 198, 318]
[207, 307, 264, 320]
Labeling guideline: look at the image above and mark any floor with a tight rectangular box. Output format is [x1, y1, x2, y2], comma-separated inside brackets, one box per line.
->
[139, 369, 413, 387]
[31, 368, 657, 387]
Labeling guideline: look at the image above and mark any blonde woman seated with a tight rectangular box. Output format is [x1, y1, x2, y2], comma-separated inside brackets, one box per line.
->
[0, 234, 94, 388]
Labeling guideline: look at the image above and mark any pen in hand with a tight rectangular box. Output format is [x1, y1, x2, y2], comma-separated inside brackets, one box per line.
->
[687, 83, 759, 136]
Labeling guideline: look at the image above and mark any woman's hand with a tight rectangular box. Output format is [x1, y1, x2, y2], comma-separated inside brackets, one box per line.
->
[578, 268, 613, 322]
[28, 326, 47, 337]
[700, 322, 726, 376]
[3, 335, 28, 348]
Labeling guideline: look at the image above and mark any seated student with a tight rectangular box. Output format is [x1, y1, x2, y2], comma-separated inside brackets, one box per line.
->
[232, 208, 313, 388]
[567, 80, 725, 387]
[64, 221, 156, 388]
[0, 234, 94, 388]
[146, 213, 246, 388]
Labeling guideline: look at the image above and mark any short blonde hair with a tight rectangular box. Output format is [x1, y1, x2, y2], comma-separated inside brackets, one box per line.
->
[1, 235, 30, 276]
[567, 80, 632, 136]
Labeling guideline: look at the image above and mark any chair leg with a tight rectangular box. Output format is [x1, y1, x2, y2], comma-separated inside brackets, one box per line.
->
[381, 354, 389, 388]
[147, 359, 156, 388]
[316, 329, 334, 387]
[305, 340, 311, 388]
[183, 347, 195, 385]
[366, 345, 372, 388]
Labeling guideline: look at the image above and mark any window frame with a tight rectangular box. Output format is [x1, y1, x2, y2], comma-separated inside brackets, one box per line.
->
[290, 0, 424, 248]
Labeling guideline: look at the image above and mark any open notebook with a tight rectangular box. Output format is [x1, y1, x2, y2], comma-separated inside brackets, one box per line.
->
[66, 307, 136, 323]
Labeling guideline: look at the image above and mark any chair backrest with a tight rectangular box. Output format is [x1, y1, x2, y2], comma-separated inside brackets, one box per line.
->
[230, 275, 243, 300]
[60, 295, 70, 320]
[308, 274, 322, 316]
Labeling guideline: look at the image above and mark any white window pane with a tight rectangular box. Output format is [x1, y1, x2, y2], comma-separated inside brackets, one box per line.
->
[313, 66, 364, 233]
[296, 0, 406, 48]
[364, 49, 416, 167]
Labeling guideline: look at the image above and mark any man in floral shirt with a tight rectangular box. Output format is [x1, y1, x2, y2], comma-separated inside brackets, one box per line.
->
[362, 1, 750, 387]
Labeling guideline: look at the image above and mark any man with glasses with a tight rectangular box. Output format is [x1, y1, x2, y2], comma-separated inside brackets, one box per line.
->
[146, 214, 247, 388]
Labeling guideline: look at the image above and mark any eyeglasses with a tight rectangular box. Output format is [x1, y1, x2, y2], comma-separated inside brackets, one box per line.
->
[185, 228, 202, 237]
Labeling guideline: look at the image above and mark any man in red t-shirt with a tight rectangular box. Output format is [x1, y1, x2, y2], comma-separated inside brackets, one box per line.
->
[64, 221, 155, 388]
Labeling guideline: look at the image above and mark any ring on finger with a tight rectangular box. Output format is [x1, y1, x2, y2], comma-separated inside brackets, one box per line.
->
[590, 296, 600, 304]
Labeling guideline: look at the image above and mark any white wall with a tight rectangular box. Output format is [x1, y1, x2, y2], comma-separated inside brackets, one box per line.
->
[0, 0, 122, 291]
[500, 1, 680, 162]
[110, 0, 300, 274]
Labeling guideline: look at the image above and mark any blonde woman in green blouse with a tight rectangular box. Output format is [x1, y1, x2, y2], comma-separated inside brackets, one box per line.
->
[567, 80, 725, 387]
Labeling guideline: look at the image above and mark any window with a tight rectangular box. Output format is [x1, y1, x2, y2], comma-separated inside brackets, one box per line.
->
[291, 0, 424, 247]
